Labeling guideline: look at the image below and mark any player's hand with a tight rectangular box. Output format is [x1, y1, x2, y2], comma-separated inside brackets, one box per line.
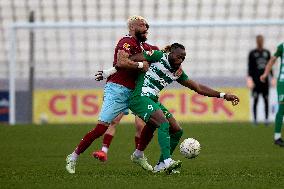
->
[246, 77, 254, 89]
[224, 94, 240, 106]
[94, 70, 104, 81]
[141, 61, 149, 72]
[260, 73, 268, 83]
[94, 67, 117, 81]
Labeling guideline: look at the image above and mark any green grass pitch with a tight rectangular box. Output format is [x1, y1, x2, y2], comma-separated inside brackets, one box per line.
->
[0, 123, 284, 189]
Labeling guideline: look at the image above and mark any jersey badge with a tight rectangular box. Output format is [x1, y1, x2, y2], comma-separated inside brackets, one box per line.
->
[123, 43, 130, 50]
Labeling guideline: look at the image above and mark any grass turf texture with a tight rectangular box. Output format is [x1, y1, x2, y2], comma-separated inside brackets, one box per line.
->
[0, 123, 284, 189]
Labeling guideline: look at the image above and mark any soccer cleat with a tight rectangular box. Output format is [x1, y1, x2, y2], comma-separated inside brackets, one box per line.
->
[153, 162, 166, 173]
[66, 154, 76, 174]
[274, 138, 284, 147]
[92, 150, 108, 162]
[164, 159, 182, 174]
[130, 153, 153, 171]
[153, 162, 181, 174]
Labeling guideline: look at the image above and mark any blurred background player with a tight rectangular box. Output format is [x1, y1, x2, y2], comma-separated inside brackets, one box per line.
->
[65, 15, 157, 173]
[261, 42, 284, 147]
[247, 35, 275, 125]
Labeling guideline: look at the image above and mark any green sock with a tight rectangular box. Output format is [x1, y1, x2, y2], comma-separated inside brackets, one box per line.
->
[275, 104, 284, 133]
[158, 122, 170, 161]
[159, 129, 183, 162]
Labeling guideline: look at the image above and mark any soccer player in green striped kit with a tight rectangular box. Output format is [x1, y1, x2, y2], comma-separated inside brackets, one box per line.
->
[118, 43, 240, 173]
[261, 42, 284, 147]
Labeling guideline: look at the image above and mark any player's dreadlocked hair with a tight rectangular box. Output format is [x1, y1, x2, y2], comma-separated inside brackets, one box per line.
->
[162, 45, 171, 53]
[127, 15, 148, 29]
[170, 43, 185, 51]
[162, 43, 185, 53]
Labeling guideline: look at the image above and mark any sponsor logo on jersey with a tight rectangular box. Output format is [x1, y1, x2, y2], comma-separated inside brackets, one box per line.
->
[123, 43, 130, 50]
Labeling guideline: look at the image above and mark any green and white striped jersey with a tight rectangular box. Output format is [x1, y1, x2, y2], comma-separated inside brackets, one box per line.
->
[132, 50, 189, 101]
[274, 43, 284, 83]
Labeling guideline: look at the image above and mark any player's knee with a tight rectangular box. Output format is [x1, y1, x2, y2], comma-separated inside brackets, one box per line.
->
[106, 125, 116, 135]
[111, 119, 119, 126]
[148, 110, 168, 128]
[108, 123, 117, 129]
[158, 122, 170, 132]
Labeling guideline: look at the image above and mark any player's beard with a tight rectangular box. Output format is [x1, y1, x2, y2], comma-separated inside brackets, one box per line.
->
[135, 30, 147, 42]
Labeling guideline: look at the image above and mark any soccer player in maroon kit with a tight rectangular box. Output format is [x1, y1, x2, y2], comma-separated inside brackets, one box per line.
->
[66, 16, 158, 174]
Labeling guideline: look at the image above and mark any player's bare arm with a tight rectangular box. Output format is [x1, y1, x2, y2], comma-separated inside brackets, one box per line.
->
[94, 50, 149, 81]
[128, 51, 146, 62]
[178, 79, 240, 106]
[116, 50, 149, 71]
[260, 56, 277, 82]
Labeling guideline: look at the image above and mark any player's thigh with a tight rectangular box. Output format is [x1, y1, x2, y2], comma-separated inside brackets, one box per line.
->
[148, 110, 169, 127]
[99, 83, 132, 124]
[129, 96, 162, 123]
[157, 102, 173, 119]
[111, 112, 125, 125]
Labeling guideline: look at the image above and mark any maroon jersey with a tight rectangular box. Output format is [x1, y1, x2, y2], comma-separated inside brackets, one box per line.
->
[107, 35, 159, 90]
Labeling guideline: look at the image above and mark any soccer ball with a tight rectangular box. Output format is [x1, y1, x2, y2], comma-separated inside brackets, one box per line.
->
[179, 138, 201, 159]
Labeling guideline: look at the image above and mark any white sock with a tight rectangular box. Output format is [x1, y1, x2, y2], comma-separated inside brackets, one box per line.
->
[102, 146, 108, 153]
[274, 133, 281, 140]
[70, 151, 79, 161]
[164, 158, 173, 167]
[134, 149, 144, 158]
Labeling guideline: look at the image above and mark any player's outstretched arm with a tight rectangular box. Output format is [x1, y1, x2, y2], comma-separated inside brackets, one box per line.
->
[94, 67, 117, 81]
[94, 50, 149, 81]
[260, 56, 277, 82]
[116, 50, 149, 72]
[178, 79, 240, 106]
